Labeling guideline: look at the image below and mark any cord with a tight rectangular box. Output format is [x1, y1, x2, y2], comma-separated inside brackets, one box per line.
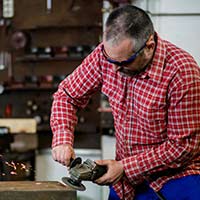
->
[121, 179, 125, 200]
[154, 190, 167, 200]
[144, 177, 167, 200]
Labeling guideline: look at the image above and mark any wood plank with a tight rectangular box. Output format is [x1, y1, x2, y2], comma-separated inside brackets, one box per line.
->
[0, 181, 76, 200]
[0, 118, 36, 134]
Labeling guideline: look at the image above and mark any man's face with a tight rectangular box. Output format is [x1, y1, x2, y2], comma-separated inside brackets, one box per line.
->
[102, 37, 152, 77]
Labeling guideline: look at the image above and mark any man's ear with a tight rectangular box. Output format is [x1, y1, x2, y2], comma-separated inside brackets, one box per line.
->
[146, 34, 155, 51]
[143, 37, 155, 59]
[146, 42, 155, 51]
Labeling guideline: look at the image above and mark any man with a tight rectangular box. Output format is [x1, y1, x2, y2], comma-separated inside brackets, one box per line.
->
[51, 5, 200, 200]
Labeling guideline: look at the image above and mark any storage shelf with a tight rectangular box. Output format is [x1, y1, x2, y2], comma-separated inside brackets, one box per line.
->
[4, 85, 56, 91]
[15, 56, 84, 63]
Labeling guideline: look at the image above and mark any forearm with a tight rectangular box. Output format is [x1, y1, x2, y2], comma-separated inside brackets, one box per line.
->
[122, 132, 200, 182]
[50, 87, 78, 148]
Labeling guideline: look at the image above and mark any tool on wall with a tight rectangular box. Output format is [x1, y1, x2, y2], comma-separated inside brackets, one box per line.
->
[62, 157, 107, 191]
[10, 31, 31, 50]
[46, 0, 52, 13]
[0, 51, 12, 82]
[2, 0, 14, 18]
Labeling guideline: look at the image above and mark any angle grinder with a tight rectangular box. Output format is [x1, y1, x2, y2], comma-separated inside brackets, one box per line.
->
[62, 157, 107, 191]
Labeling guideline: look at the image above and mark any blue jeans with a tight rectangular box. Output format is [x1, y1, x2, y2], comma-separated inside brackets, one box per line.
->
[108, 175, 200, 200]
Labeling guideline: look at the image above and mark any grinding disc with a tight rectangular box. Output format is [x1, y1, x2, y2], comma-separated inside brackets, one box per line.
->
[62, 177, 86, 191]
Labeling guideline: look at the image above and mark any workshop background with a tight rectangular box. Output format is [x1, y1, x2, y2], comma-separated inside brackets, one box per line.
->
[0, 0, 199, 200]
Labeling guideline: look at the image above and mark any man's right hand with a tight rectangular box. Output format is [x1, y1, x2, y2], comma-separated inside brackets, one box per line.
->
[52, 144, 76, 166]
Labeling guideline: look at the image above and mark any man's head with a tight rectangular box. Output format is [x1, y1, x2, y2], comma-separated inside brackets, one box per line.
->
[103, 5, 156, 76]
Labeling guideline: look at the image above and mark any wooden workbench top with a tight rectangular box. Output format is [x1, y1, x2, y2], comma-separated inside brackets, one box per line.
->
[0, 181, 77, 200]
[0, 181, 71, 191]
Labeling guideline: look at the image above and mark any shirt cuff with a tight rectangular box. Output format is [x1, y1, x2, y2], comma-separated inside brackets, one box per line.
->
[51, 131, 74, 148]
[122, 156, 143, 184]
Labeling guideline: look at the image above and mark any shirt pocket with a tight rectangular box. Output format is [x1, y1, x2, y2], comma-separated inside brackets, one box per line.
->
[102, 83, 126, 123]
[135, 101, 167, 139]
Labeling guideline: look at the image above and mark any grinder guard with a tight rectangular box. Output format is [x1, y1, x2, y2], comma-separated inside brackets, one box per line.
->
[62, 158, 107, 191]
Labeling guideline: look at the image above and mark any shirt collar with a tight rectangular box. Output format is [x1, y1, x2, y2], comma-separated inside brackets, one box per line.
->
[141, 33, 166, 83]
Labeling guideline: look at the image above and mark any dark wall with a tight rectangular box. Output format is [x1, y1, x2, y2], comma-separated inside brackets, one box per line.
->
[0, 0, 102, 148]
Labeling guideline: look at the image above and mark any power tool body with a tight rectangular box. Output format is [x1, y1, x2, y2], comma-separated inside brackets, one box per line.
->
[62, 157, 107, 191]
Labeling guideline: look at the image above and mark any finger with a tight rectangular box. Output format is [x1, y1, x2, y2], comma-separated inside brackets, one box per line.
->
[63, 149, 76, 166]
[52, 149, 59, 162]
[95, 160, 103, 165]
[95, 172, 111, 185]
[95, 173, 122, 186]
[52, 148, 66, 165]
[58, 151, 69, 166]
[52, 144, 75, 166]
[94, 181, 110, 186]
[95, 159, 107, 164]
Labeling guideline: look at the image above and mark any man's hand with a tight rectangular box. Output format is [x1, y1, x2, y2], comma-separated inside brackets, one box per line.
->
[52, 144, 75, 166]
[94, 159, 124, 185]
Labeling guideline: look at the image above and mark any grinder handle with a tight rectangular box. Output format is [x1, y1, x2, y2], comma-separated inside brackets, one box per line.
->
[92, 163, 107, 181]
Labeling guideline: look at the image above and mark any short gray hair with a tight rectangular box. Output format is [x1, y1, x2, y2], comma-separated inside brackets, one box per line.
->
[104, 5, 154, 51]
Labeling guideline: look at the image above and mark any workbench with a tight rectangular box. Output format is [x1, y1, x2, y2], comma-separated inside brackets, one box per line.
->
[0, 181, 76, 200]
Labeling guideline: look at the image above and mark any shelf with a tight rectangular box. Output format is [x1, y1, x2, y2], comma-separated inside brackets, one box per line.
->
[15, 56, 85, 63]
[4, 85, 57, 92]
[27, 24, 102, 31]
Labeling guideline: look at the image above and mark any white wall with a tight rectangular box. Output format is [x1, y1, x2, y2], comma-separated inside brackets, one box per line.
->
[134, 0, 200, 65]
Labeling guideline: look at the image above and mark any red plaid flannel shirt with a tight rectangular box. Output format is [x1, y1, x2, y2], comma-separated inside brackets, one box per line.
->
[51, 34, 200, 200]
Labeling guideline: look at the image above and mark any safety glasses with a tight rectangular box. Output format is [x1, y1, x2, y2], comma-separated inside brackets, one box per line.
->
[101, 42, 146, 66]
